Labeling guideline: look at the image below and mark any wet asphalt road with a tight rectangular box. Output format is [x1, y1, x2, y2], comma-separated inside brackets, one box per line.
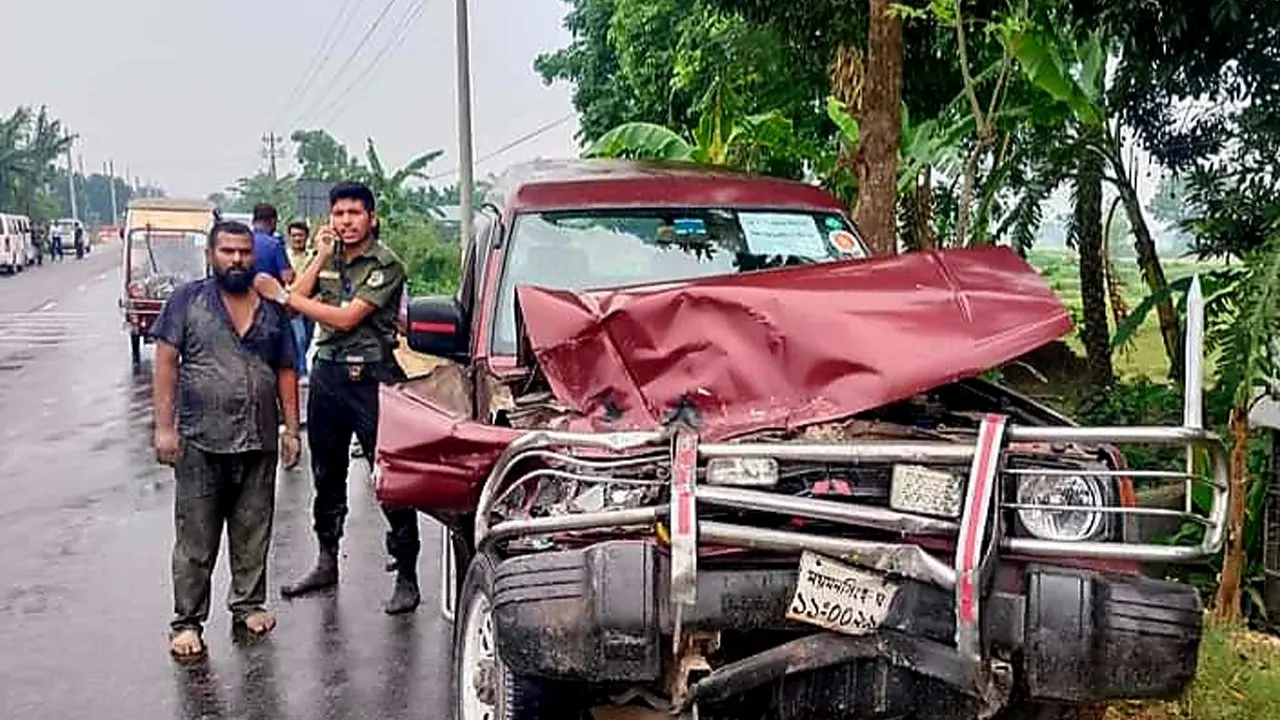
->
[0, 247, 451, 720]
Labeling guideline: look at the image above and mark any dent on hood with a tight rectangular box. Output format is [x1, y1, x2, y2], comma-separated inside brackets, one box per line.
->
[514, 246, 1072, 442]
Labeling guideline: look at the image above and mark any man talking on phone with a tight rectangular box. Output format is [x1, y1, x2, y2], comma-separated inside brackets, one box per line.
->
[252, 181, 421, 615]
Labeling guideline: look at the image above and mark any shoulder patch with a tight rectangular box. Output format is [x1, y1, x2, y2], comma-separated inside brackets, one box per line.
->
[367, 269, 386, 288]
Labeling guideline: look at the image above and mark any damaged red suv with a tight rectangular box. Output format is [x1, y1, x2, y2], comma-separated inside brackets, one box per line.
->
[375, 159, 1226, 720]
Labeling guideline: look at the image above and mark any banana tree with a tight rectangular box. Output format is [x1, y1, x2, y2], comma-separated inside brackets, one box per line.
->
[1001, 24, 1183, 381]
[583, 80, 796, 175]
[358, 139, 445, 231]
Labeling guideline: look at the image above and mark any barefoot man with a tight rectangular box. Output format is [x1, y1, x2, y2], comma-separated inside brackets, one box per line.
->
[153, 220, 302, 659]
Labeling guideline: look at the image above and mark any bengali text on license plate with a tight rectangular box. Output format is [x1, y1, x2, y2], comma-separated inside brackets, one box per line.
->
[785, 551, 899, 635]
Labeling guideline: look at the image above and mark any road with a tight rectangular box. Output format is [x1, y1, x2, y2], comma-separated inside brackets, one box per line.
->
[0, 247, 452, 720]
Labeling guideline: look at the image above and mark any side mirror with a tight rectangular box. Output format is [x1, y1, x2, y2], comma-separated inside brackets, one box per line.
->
[406, 295, 469, 362]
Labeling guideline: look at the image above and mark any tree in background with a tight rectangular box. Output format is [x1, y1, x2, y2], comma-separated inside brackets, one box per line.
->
[0, 106, 74, 225]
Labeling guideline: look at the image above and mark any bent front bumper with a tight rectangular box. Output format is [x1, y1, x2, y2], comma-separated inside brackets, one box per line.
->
[492, 540, 1202, 717]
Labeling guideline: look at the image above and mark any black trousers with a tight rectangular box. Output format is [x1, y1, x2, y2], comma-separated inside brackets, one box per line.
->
[172, 446, 277, 633]
[307, 359, 420, 573]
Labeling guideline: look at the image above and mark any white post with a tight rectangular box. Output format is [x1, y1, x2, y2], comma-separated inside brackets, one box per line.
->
[65, 143, 78, 222]
[1183, 275, 1205, 512]
[454, 0, 476, 251]
[106, 160, 119, 226]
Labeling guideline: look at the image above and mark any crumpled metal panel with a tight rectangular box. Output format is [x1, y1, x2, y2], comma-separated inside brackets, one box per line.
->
[516, 246, 1072, 442]
[375, 382, 522, 513]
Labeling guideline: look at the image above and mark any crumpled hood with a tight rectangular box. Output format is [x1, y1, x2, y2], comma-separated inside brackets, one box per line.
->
[514, 246, 1072, 441]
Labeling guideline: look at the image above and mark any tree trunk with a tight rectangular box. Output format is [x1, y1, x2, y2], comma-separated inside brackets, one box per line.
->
[1116, 180, 1183, 380]
[1213, 404, 1252, 622]
[1075, 153, 1114, 389]
[853, 0, 903, 256]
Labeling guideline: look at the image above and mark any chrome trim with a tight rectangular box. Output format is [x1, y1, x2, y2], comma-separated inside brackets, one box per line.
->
[486, 505, 666, 543]
[697, 484, 959, 535]
[698, 521, 957, 589]
[700, 442, 976, 463]
[474, 429, 667, 547]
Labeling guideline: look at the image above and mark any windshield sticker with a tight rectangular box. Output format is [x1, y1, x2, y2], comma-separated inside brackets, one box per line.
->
[674, 217, 707, 237]
[738, 212, 827, 258]
[828, 230, 861, 256]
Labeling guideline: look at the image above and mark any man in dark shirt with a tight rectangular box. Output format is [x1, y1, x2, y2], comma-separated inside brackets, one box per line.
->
[252, 181, 421, 615]
[153, 220, 302, 660]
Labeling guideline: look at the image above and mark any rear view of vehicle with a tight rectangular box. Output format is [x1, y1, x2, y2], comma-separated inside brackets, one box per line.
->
[120, 198, 215, 364]
[0, 213, 33, 273]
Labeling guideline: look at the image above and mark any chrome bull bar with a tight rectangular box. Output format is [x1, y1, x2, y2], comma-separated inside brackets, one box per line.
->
[471, 276, 1227, 663]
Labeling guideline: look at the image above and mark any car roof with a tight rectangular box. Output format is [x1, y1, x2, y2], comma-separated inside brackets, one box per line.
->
[485, 158, 848, 216]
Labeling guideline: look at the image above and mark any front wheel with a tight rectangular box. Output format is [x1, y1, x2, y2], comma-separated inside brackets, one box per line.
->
[995, 702, 1109, 720]
[451, 552, 585, 720]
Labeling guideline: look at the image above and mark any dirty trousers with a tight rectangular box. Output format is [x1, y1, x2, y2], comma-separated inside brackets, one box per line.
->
[307, 359, 420, 572]
[171, 446, 277, 633]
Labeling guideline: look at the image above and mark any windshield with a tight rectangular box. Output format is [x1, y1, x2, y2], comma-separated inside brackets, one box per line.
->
[129, 229, 207, 293]
[491, 208, 867, 356]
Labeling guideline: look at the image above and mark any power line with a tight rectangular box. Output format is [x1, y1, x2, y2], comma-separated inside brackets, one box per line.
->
[317, 0, 434, 127]
[268, 0, 366, 132]
[285, 0, 406, 131]
[428, 114, 575, 181]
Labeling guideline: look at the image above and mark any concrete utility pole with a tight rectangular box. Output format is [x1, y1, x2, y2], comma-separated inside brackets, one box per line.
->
[454, 0, 476, 248]
[64, 141, 78, 222]
[105, 160, 119, 225]
[262, 133, 285, 180]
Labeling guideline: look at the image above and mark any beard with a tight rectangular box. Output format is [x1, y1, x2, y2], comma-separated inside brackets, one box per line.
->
[213, 266, 253, 294]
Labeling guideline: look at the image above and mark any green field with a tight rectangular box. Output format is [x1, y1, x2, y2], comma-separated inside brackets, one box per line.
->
[1025, 249, 1225, 381]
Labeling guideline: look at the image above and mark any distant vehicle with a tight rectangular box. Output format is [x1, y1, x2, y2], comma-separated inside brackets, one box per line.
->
[121, 198, 217, 364]
[0, 213, 35, 272]
[216, 211, 255, 227]
[50, 218, 88, 256]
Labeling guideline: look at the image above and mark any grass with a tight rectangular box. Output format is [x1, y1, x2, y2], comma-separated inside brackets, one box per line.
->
[1025, 249, 1226, 381]
[1104, 623, 1280, 720]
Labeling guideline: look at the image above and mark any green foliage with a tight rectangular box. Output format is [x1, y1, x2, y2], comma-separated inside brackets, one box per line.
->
[584, 123, 692, 161]
[0, 105, 75, 224]
[384, 220, 461, 296]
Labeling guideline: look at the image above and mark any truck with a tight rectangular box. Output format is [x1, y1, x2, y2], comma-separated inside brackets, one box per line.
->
[373, 159, 1226, 720]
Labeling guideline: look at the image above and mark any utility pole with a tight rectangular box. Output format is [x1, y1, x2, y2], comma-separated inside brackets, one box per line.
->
[77, 155, 88, 222]
[105, 160, 119, 225]
[262, 133, 285, 180]
[65, 141, 78, 222]
[454, 0, 475, 249]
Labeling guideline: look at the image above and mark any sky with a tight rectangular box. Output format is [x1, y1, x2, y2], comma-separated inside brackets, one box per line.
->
[3, 0, 581, 199]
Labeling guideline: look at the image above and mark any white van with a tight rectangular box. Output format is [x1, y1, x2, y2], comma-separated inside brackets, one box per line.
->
[0, 213, 34, 273]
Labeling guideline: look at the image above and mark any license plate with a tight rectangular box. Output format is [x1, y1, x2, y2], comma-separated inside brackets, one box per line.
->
[786, 551, 899, 635]
[889, 464, 963, 518]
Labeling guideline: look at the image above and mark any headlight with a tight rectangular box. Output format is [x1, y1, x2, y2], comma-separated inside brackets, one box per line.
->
[1015, 473, 1106, 541]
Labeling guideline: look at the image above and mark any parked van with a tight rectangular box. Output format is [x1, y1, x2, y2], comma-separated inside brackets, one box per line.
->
[0, 213, 35, 273]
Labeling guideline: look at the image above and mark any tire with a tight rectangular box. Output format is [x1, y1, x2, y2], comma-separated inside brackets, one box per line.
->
[130, 333, 141, 366]
[995, 702, 1108, 720]
[450, 551, 585, 720]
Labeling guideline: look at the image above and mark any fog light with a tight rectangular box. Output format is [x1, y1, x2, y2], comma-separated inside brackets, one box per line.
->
[1016, 474, 1105, 541]
[890, 464, 963, 518]
[706, 457, 778, 487]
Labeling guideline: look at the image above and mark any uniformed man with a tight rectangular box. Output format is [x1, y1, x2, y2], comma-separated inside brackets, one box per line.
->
[251, 181, 421, 615]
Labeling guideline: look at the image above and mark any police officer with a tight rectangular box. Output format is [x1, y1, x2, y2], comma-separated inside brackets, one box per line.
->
[251, 180, 421, 614]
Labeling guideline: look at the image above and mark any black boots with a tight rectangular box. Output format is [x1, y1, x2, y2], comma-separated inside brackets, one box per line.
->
[281, 548, 339, 598]
[282, 546, 419, 614]
[383, 571, 420, 615]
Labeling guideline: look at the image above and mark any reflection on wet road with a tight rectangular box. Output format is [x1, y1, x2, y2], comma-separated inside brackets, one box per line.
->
[0, 248, 450, 719]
